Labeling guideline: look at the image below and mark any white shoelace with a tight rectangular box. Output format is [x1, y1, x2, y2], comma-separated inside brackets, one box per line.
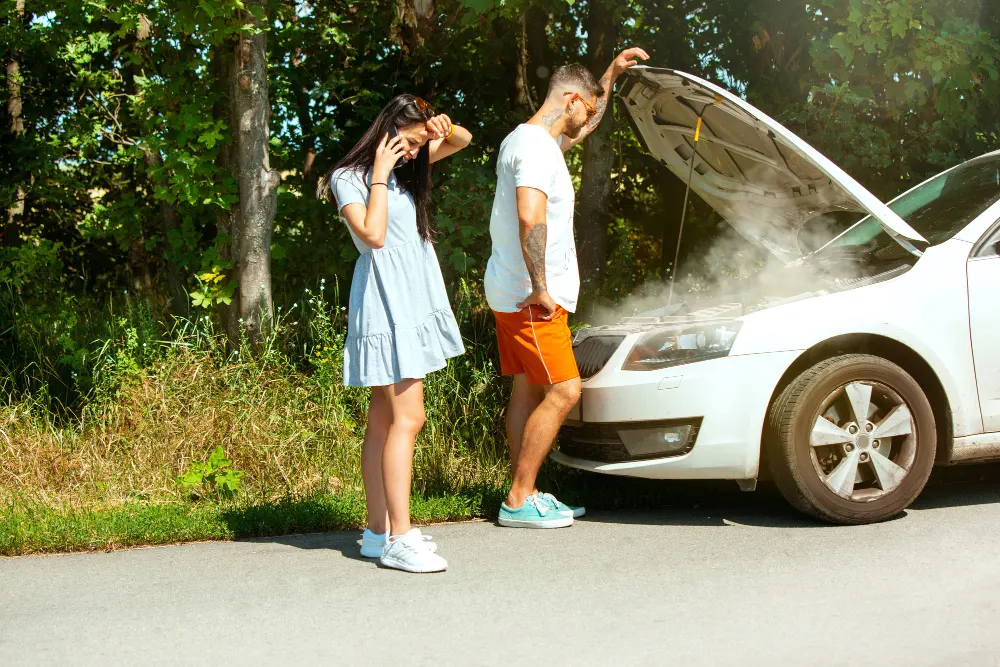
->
[388, 532, 432, 555]
[539, 492, 560, 509]
[526, 494, 549, 516]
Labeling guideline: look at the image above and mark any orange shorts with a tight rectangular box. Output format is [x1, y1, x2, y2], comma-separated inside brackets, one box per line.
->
[493, 305, 580, 386]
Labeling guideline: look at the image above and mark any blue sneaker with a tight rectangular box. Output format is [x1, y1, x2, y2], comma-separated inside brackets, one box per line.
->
[540, 492, 586, 519]
[498, 494, 574, 529]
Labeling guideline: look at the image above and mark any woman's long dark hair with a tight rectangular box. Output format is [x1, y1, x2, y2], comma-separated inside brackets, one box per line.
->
[317, 94, 436, 241]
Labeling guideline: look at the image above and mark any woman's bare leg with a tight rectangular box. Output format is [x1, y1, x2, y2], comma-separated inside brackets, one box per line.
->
[361, 387, 393, 534]
[382, 378, 426, 536]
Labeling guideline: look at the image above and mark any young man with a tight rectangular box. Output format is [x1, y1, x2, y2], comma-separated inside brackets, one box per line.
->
[486, 48, 650, 528]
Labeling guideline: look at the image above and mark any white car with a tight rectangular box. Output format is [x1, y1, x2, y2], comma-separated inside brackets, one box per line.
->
[553, 67, 1000, 524]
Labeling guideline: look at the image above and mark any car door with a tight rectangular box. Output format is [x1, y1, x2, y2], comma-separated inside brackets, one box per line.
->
[968, 222, 1000, 432]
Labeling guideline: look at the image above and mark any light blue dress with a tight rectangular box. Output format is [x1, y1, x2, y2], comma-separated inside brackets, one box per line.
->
[331, 167, 465, 387]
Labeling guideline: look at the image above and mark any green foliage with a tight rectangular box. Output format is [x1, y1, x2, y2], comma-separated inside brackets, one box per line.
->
[178, 446, 245, 501]
[432, 155, 498, 279]
[792, 0, 1000, 191]
[2, 0, 996, 413]
[4, 0, 1000, 555]
[190, 267, 237, 308]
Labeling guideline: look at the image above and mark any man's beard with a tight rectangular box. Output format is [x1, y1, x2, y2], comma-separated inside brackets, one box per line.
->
[565, 118, 588, 138]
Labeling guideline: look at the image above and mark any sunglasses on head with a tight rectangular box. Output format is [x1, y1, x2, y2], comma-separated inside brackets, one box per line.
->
[413, 96, 434, 117]
[564, 92, 597, 119]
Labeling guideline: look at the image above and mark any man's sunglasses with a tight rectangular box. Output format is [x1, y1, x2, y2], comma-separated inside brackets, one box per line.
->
[564, 92, 597, 119]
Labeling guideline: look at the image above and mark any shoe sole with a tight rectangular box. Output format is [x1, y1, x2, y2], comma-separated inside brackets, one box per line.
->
[379, 556, 447, 573]
[361, 542, 437, 558]
[497, 515, 574, 529]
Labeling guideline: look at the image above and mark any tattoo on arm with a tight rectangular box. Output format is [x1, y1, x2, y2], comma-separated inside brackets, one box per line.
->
[587, 75, 613, 129]
[588, 97, 609, 129]
[523, 223, 548, 292]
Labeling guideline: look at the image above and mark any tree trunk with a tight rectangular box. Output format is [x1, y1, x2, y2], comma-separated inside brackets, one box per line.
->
[125, 15, 186, 316]
[142, 148, 188, 316]
[129, 233, 153, 297]
[656, 170, 688, 280]
[576, 0, 617, 299]
[114, 21, 161, 308]
[229, 4, 279, 345]
[4, 0, 26, 248]
[651, 1, 697, 278]
[293, 81, 317, 183]
[513, 13, 536, 116]
[524, 5, 551, 104]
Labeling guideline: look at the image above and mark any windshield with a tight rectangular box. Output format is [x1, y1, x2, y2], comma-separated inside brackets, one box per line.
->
[814, 154, 1000, 260]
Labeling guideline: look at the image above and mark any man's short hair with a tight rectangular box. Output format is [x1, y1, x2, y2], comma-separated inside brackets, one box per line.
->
[547, 64, 604, 100]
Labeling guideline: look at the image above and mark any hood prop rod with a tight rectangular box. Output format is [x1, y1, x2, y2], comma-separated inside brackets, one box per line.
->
[667, 95, 722, 308]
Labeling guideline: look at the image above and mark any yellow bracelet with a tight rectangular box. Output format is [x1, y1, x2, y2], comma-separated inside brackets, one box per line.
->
[445, 125, 455, 139]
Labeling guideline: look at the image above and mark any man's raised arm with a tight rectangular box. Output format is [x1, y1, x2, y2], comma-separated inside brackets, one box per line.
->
[561, 47, 650, 152]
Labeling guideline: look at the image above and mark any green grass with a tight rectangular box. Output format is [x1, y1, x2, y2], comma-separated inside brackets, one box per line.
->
[0, 466, 743, 557]
[0, 487, 510, 556]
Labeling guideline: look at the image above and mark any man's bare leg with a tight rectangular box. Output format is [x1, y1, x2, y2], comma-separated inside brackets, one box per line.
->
[505, 376, 581, 509]
[505, 373, 544, 476]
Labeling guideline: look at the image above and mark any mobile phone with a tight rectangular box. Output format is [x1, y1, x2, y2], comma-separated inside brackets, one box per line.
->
[389, 126, 406, 169]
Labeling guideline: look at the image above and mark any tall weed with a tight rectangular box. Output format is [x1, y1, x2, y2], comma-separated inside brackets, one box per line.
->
[1, 280, 511, 512]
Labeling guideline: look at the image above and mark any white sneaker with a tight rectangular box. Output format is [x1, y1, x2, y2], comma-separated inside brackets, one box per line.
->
[360, 528, 436, 558]
[380, 529, 448, 573]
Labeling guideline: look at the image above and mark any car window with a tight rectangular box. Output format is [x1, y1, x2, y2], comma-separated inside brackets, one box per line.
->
[889, 154, 1000, 245]
[795, 210, 866, 254]
[823, 155, 1000, 257]
[974, 222, 1000, 258]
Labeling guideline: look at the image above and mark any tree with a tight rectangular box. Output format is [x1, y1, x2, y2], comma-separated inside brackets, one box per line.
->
[227, 2, 279, 344]
[576, 0, 619, 297]
[4, 0, 27, 248]
[799, 0, 1000, 195]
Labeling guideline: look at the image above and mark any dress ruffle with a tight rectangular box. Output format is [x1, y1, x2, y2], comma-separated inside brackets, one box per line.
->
[344, 308, 465, 387]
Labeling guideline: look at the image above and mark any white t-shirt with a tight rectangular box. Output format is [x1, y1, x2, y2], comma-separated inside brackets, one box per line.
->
[485, 124, 579, 313]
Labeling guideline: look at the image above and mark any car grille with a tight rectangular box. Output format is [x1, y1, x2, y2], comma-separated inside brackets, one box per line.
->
[574, 335, 625, 380]
[559, 422, 632, 462]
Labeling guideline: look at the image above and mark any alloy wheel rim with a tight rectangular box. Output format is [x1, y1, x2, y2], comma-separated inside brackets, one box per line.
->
[809, 381, 917, 502]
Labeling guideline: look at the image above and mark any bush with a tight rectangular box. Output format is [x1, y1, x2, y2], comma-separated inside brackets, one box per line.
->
[0, 282, 510, 516]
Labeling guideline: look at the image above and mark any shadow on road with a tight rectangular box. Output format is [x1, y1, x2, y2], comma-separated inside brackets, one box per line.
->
[239, 527, 370, 561]
[575, 461, 1000, 529]
[232, 463, 1000, 546]
[912, 462, 1000, 510]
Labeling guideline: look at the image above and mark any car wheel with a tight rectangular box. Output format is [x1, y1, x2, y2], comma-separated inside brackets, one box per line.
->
[766, 354, 936, 525]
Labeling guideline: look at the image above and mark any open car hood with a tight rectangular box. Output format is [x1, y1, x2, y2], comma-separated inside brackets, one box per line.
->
[620, 67, 928, 261]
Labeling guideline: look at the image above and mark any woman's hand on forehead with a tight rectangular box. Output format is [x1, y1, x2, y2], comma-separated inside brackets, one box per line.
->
[400, 125, 430, 148]
[425, 114, 452, 140]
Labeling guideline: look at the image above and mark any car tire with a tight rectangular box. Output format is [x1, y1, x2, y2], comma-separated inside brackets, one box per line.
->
[766, 354, 936, 525]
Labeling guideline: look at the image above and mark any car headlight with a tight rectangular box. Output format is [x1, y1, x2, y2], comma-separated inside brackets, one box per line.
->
[622, 321, 742, 371]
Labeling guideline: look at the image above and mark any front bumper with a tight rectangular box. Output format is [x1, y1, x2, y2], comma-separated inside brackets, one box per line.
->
[553, 350, 801, 479]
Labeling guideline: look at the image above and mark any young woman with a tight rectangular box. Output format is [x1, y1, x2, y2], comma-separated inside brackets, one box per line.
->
[317, 95, 472, 573]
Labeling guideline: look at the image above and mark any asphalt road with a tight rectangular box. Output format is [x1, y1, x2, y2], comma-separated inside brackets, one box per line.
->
[3, 466, 1000, 667]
